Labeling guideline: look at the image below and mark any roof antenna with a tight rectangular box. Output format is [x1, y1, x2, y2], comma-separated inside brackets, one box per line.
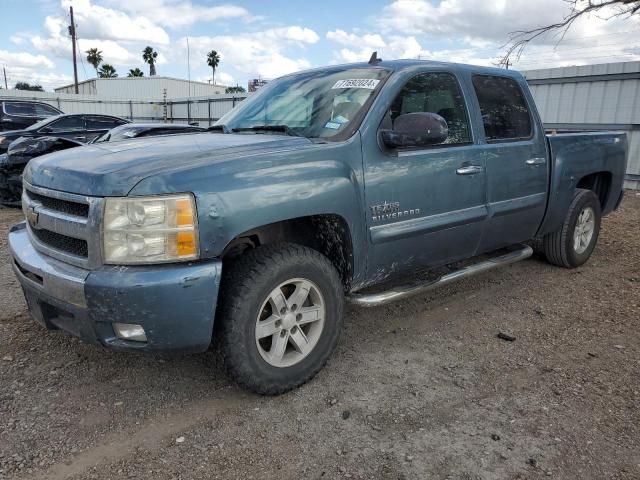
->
[368, 51, 382, 65]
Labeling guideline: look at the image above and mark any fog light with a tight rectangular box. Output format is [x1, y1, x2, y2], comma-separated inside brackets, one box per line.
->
[113, 323, 147, 342]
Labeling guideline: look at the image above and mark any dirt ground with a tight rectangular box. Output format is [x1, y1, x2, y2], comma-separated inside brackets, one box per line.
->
[0, 196, 639, 480]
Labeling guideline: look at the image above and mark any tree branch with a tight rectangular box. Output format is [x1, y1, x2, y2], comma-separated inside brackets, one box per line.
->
[499, 0, 640, 67]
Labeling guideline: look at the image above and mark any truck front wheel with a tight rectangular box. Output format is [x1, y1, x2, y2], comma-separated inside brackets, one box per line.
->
[216, 243, 344, 395]
[542, 188, 602, 268]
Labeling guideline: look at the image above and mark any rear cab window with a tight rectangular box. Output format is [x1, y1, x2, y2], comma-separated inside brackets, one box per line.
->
[471, 75, 532, 142]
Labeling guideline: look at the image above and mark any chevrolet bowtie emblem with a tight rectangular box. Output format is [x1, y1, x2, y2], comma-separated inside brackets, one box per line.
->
[26, 205, 39, 229]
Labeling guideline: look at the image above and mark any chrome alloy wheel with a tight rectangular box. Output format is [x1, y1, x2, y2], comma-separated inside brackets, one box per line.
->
[573, 206, 596, 254]
[255, 278, 325, 368]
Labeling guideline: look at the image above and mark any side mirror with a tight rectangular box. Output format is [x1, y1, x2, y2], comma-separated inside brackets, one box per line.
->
[380, 112, 448, 148]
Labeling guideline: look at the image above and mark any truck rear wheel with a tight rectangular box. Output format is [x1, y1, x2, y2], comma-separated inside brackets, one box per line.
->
[542, 188, 601, 268]
[216, 243, 344, 395]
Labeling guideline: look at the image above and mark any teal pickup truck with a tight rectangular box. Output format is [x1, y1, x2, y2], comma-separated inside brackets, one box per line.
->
[9, 59, 627, 394]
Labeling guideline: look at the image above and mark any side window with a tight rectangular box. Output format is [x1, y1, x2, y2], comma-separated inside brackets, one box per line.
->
[4, 102, 36, 116]
[86, 116, 123, 130]
[472, 75, 532, 141]
[48, 116, 84, 132]
[34, 103, 60, 116]
[389, 73, 471, 145]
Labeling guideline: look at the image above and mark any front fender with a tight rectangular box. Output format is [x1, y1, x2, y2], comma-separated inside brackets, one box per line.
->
[129, 136, 367, 279]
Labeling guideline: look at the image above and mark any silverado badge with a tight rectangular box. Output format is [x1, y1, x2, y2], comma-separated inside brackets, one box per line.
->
[370, 201, 420, 222]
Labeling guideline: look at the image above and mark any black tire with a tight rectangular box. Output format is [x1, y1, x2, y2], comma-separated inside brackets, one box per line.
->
[542, 188, 602, 268]
[216, 243, 344, 395]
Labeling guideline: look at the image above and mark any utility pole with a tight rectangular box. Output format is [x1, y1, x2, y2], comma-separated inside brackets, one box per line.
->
[3, 67, 7, 89]
[504, 59, 511, 70]
[68, 6, 79, 93]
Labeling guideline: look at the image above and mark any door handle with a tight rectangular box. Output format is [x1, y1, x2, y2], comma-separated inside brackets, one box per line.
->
[456, 165, 484, 175]
[75, 136, 87, 142]
[525, 157, 546, 166]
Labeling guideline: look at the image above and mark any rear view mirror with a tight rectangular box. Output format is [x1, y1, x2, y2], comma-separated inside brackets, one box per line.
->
[380, 112, 448, 148]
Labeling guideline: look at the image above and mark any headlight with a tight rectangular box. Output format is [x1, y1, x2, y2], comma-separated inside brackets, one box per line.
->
[102, 194, 198, 264]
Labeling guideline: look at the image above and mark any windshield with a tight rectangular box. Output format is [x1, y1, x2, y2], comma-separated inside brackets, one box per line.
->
[93, 125, 140, 143]
[215, 67, 390, 140]
[26, 115, 63, 131]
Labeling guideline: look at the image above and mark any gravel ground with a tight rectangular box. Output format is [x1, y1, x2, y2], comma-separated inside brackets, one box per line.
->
[1, 196, 639, 480]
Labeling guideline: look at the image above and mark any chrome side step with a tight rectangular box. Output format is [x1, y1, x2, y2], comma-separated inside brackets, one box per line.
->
[348, 244, 533, 307]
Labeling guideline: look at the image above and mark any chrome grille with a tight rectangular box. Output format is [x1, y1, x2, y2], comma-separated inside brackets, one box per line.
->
[22, 182, 103, 269]
[25, 189, 89, 218]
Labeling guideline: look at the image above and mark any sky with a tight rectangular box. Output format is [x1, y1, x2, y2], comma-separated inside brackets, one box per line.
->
[1, 0, 639, 91]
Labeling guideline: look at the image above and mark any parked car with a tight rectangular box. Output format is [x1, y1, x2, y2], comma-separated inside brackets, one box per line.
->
[0, 113, 128, 154]
[0, 100, 63, 132]
[9, 60, 627, 395]
[0, 123, 207, 206]
[92, 123, 206, 143]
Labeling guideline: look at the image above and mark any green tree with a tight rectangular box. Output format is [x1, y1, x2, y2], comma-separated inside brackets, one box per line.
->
[127, 68, 144, 77]
[85, 48, 103, 77]
[225, 85, 246, 94]
[15, 82, 44, 91]
[142, 46, 158, 76]
[207, 50, 220, 84]
[98, 64, 117, 78]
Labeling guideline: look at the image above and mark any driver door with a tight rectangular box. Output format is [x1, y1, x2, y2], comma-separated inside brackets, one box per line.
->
[362, 71, 488, 279]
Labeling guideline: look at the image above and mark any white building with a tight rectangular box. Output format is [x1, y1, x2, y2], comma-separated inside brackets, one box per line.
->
[523, 61, 640, 190]
[55, 76, 226, 99]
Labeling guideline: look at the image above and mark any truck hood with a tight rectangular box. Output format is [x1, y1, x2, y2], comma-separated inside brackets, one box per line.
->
[24, 132, 313, 196]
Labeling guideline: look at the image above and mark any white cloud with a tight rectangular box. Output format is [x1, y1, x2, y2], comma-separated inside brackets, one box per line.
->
[327, 30, 385, 50]
[175, 26, 319, 79]
[60, 0, 169, 44]
[27, 0, 174, 72]
[379, 0, 567, 43]
[375, 0, 640, 67]
[327, 30, 432, 64]
[215, 72, 235, 86]
[104, 0, 250, 28]
[0, 50, 55, 70]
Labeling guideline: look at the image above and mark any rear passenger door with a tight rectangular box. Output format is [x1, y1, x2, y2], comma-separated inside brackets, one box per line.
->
[470, 74, 549, 252]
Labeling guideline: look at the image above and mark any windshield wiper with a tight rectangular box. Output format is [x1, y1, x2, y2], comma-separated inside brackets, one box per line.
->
[207, 124, 231, 134]
[230, 125, 302, 137]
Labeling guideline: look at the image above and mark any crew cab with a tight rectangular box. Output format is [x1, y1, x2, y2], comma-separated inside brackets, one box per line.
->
[8, 60, 627, 394]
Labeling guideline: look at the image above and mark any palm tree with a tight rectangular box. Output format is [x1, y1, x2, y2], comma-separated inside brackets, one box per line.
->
[86, 48, 103, 77]
[127, 68, 144, 77]
[142, 46, 158, 76]
[98, 64, 117, 78]
[225, 85, 246, 94]
[207, 50, 220, 84]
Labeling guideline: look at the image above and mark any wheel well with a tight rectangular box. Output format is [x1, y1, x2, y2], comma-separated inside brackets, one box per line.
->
[221, 215, 354, 290]
[577, 172, 611, 209]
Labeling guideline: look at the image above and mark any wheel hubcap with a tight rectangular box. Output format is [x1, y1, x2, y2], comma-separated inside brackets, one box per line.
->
[573, 207, 595, 254]
[255, 278, 325, 368]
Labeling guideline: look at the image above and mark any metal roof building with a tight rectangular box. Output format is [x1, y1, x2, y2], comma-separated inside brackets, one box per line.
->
[54, 76, 226, 99]
[522, 61, 640, 190]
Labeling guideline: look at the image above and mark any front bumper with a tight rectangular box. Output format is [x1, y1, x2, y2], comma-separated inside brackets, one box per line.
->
[9, 222, 222, 353]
